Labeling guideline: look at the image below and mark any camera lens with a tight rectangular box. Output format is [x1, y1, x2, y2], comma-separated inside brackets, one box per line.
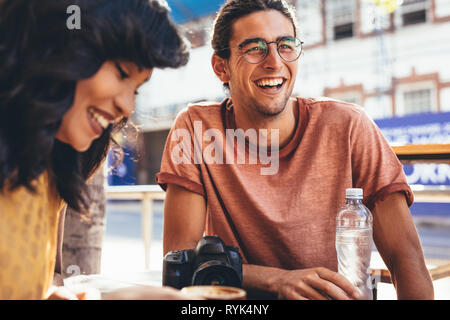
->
[192, 261, 241, 288]
[202, 274, 227, 286]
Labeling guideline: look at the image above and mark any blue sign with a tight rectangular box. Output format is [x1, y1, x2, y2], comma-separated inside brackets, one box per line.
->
[375, 112, 450, 217]
[375, 112, 450, 186]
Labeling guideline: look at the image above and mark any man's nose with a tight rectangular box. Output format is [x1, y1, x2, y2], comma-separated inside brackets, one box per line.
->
[262, 43, 283, 70]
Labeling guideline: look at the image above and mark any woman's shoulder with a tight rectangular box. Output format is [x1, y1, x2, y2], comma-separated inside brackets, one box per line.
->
[0, 170, 62, 215]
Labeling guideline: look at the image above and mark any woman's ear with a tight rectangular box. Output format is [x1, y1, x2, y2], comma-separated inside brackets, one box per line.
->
[211, 54, 230, 83]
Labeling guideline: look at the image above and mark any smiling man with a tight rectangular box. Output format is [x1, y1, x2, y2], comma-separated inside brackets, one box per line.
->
[157, 0, 433, 300]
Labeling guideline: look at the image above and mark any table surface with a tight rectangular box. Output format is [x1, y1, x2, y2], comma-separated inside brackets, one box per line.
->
[392, 143, 450, 155]
[371, 260, 450, 284]
[64, 271, 162, 294]
[392, 143, 450, 164]
[64, 254, 450, 299]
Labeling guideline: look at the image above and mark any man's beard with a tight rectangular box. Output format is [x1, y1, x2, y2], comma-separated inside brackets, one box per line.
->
[253, 91, 291, 117]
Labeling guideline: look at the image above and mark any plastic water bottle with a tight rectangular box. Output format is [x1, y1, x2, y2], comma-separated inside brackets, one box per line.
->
[336, 188, 374, 300]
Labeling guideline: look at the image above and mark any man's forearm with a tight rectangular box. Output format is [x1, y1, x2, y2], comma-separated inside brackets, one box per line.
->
[389, 257, 434, 299]
[371, 192, 435, 300]
[243, 264, 285, 298]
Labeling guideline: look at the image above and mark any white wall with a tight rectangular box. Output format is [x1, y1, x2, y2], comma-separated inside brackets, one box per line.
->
[441, 88, 450, 112]
[135, 45, 224, 114]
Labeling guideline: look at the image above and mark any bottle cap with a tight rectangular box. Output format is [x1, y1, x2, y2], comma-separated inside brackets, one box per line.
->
[346, 188, 363, 199]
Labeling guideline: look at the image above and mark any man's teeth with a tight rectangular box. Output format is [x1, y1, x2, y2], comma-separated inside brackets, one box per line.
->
[256, 78, 284, 87]
[89, 108, 110, 129]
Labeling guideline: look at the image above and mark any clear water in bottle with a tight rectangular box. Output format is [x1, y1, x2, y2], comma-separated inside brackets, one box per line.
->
[336, 188, 373, 300]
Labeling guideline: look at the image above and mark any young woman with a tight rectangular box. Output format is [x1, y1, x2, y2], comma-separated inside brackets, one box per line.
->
[0, 0, 189, 299]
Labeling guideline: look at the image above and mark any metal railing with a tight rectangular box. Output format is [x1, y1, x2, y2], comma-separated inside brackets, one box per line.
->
[105, 185, 165, 269]
[105, 184, 450, 270]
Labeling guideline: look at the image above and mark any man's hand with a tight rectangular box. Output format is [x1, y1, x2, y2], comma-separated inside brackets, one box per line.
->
[275, 267, 362, 300]
[244, 264, 361, 300]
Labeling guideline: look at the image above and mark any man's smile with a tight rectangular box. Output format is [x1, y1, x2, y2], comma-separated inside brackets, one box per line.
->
[253, 76, 287, 95]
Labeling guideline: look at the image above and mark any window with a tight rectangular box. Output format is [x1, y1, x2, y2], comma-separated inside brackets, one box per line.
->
[403, 88, 432, 114]
[326, 0, 355, 41]
[334, 23, 354, 40]
[400, 0, 428, 26]
[395, 80, 438, 116]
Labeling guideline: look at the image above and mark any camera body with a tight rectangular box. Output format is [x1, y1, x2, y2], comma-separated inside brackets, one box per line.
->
[162, 235, 243, 289]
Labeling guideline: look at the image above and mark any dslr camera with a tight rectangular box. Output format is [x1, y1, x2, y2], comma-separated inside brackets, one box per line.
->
[162, 235, 243, 289]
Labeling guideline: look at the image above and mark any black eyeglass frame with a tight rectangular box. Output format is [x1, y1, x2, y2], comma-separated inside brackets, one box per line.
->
[217, 36, 304, 64]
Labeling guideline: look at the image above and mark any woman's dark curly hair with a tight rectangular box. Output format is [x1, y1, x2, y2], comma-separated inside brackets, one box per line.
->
[0, 0, 189, 212]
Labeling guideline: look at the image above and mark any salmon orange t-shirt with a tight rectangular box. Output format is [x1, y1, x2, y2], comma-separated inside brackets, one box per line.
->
[0, 171, 64, 299]
[156, 97, 414, 271]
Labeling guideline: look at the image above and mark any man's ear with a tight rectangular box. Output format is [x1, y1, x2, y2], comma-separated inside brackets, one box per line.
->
[211, 54, 230, 83]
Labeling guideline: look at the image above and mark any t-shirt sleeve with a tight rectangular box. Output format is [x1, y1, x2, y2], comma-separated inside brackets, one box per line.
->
[350, 110, 414, 210]
[156, 109, 205, 196]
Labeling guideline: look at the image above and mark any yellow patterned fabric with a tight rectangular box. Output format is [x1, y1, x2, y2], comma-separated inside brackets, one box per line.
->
[0, 171, 64, 299]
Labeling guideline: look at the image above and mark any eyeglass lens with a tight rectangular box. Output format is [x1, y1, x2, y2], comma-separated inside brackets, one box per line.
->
[240, 37, 302, 64]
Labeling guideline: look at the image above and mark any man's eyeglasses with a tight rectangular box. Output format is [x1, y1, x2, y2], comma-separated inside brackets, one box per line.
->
[223, 36, 304, 64]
